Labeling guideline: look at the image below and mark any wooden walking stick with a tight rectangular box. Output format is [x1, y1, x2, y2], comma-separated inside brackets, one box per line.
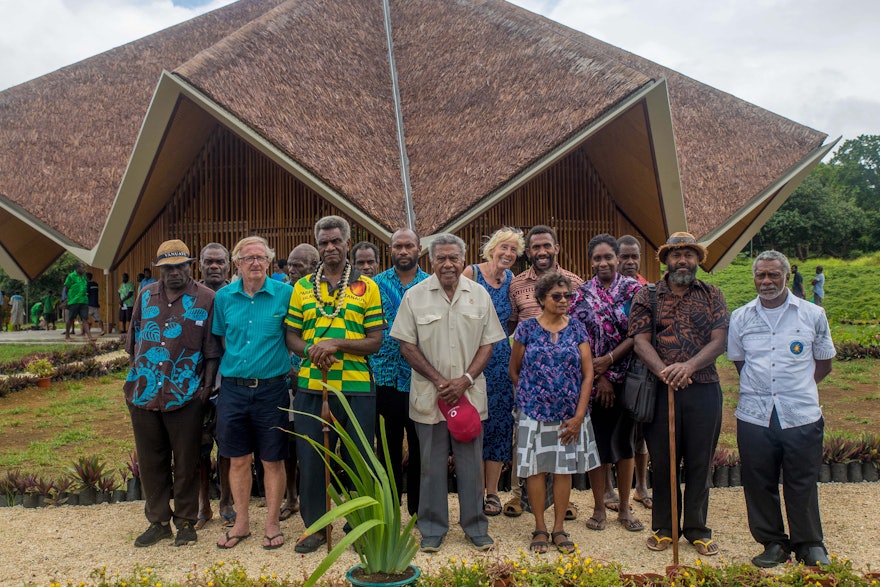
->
[667, 382, 679, 565]
[321, 368, 333, 552]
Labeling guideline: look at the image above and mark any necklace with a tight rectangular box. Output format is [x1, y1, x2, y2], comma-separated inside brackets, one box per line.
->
[313, 262, 351, 320]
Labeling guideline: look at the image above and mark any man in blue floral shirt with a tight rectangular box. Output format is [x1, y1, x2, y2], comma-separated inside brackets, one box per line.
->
[125, 239, 221, 548]
[372, 228, 429, 515]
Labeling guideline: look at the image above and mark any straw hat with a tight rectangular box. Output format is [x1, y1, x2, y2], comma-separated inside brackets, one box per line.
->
[153, 239, 194, 266]
[657, 232, 708, 264]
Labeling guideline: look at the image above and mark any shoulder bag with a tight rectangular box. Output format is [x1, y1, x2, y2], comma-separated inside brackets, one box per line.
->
[622, 283, 658, 423]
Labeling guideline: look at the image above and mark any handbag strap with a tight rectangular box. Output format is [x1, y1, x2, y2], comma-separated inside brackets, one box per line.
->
[647, 283, 658, 346]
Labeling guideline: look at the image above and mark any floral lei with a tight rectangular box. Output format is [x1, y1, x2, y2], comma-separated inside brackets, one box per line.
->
[312, 261, 351, 320]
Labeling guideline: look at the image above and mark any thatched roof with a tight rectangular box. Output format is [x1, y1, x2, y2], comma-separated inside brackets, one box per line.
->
[0, 0, 284, 249]
[0, 0, 828, 273]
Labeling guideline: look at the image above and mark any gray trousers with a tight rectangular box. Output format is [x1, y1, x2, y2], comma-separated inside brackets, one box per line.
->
[415, 421, 488, 540]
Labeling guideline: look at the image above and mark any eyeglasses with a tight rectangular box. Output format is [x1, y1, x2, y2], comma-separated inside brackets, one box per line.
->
[549, 292, 574, 302]
[237, 255, 269, 265]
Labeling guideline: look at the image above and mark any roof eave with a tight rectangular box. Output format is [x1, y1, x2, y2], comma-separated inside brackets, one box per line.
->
[699, 137, 839, 272]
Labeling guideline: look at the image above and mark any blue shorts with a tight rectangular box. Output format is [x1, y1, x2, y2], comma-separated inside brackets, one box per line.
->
[216, 377, 289, 462]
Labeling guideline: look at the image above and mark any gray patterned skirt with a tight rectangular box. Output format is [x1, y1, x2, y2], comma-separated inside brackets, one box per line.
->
[515, 411, 601, 478]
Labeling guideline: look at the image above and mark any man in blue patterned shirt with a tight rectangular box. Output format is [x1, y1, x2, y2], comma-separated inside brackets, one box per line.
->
[125, 239, 221, 547]
[372, 228, 429, 515]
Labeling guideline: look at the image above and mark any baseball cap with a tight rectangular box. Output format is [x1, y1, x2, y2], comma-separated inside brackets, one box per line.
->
[438, 395, 482, 443]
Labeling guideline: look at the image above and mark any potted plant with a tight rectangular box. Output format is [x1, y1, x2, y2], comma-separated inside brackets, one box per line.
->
[861, 432, 880, 482]
[125, 451, 142, 501]
[69, 455, 106, 505]
[711, 447, 730, 488]
[25, 357, 55, 387]
[294, 384, 420, 587]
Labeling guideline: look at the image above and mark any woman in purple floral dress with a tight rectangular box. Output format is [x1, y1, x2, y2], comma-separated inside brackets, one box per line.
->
[510, 272, 599, 554]
[569, 233, 643, 533]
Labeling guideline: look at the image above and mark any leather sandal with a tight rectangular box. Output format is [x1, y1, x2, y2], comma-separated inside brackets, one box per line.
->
[551, 530, 575, 554]
[529, 530, 549, 553]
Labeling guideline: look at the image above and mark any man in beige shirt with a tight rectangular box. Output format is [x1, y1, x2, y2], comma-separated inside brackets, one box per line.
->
[391, 233, 505, 553]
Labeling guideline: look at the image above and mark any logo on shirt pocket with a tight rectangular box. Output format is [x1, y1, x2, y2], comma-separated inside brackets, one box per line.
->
[790, 341, 804, 355]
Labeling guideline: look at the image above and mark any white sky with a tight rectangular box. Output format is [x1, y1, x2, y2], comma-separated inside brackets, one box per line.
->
[1, 0, 877, 144]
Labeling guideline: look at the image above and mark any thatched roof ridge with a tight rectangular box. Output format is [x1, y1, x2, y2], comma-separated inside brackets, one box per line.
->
[0, 0, 284, 248]
[392, 0, 652, 235]
[503, 3, 827, 238]
[174, 0, 406, 231]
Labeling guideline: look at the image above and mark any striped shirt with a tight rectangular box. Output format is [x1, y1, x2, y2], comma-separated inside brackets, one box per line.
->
[286, 268, 386, 395]
[371, 266, 430, 390]
[508, 265, 584, 325]
[213, 277, 293, 379]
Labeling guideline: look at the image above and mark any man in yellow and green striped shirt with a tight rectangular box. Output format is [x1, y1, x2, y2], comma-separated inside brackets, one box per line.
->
[284, 215, 385, 553]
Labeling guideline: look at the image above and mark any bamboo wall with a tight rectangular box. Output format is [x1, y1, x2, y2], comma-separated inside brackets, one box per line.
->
[109, 125, 659, 325]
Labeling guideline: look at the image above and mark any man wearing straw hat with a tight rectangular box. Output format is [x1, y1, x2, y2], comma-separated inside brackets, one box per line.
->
[213, 235, 294, 550]
[628, 232, 729, 556]
[284, 216, 385, 554]
[125, 239, 221, 547]
[728, 250, 834, 567]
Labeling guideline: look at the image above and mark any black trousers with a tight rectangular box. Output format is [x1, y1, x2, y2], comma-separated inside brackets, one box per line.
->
[644, 381, 722, 542]
[129, 398, 204, 526]
[738, 411, 824, 550]
[293, 392, 375, 529]
[376, 385, 420, 516]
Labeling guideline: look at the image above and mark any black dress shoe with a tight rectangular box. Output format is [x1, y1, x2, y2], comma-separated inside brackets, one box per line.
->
[752, 543, 790, 568]
[796, 545, 830, 566]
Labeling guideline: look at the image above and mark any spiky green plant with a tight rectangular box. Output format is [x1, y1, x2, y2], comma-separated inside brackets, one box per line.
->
[292, 383, 419, 587]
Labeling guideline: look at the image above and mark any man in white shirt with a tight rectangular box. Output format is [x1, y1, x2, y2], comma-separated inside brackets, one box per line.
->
[728, 250, 835, 568]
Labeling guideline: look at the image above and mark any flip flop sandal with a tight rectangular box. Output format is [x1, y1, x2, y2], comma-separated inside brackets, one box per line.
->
[529, 530, 549, 554]
[279, 503, 299, 521]
[502, 497, 523, 518]
[564, 502, 579, 521]
[586, 516, 606, 531]
[692, 538, 719, 556]
[483, 493, 502, 516]
[263, 532, 285, 550]
[634, 495, 654, 509]
[646, 533, 673, 551]
[220, 512, 236, 528]
[551, 530, 575, 554]
[216, 531, 251, 549]
[605, 500, 620, 512]
[619, 517, 645, 532]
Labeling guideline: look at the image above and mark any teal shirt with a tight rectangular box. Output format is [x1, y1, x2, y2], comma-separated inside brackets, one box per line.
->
[213, 277, 294, 379]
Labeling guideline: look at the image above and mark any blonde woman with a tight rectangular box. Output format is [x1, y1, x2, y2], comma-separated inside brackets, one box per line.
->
[463, 227, 525, 516]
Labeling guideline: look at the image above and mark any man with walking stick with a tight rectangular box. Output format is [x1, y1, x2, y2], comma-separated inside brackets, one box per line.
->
[285, 215, 385, 553]
[629, 232, 729, 556]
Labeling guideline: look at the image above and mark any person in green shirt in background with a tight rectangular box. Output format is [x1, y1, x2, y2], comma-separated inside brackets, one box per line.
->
[41, 291, 58, 330]
[64, 261, 93, 343]
[30, 301, 43, 328]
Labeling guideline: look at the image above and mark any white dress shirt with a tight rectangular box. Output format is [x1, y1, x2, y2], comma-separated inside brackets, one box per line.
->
[728, 292, 836, 429]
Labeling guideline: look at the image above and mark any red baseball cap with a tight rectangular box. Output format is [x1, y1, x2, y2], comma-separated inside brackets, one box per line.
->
[438, 395, 482, 443]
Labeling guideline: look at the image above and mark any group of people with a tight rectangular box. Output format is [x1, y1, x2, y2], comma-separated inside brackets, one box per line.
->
[120, 218, 834, 568]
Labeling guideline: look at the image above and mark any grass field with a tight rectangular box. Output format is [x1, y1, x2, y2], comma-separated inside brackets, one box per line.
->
[0, 344, 70, 363]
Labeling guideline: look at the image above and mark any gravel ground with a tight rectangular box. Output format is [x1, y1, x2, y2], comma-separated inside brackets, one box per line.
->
[1, 483, 879, 585]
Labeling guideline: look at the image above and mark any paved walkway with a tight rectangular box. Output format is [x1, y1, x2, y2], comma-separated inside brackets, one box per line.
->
[0, 327, 118, 345]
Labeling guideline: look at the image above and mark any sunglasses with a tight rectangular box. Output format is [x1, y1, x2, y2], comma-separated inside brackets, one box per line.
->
[549, 292, 574, 302]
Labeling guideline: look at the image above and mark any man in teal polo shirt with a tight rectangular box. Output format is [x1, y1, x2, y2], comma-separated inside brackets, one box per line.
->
[64, 261, 93, 343]
[213, 235, 294, 551]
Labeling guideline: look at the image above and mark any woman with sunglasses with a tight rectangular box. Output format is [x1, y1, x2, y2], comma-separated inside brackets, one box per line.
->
[509, 272, 599, 554]
[569, 233, 644, 533]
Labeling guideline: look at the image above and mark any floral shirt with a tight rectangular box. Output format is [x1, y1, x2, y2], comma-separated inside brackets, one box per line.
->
[513, 318, 590, 422]
[569, 274, 641, 389]
[125, 279, 222, 411]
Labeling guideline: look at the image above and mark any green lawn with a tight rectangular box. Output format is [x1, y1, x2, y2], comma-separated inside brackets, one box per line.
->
[0, 343, 70, 363]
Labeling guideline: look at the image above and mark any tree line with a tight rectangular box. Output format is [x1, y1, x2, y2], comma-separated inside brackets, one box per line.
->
[757, 134, 880, 260]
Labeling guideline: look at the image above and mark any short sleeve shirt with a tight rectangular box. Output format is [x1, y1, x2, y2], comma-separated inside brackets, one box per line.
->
[87, 281, 99, 307]
[628, 278, 729, 384]
[509, 265, 584, 325]
[285, 268, 386, 395]
[813, 273, 825, 297]
[64, 271, 88, 305]
[371, 267, 431, 390]
[391, 274, 506, 424]
[213, 277, 293, 379]
[513, 318, 590, 422]
[119, 282, 135, 309]
[728, 293, 836, 428]
[124, 279, 222, 411]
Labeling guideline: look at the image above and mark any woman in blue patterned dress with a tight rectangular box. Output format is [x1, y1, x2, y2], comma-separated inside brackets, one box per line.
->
[510, 272, 599, 553]
[569, 233, 644, 532]
[463, 226, 524, 516]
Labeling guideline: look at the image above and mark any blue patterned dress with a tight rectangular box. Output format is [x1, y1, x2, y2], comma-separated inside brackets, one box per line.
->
[471, 265, 514, 462]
